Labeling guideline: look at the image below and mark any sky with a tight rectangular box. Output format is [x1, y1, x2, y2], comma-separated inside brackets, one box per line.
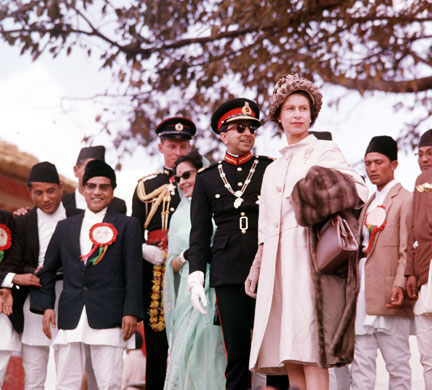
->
[0, 42, 429, 212]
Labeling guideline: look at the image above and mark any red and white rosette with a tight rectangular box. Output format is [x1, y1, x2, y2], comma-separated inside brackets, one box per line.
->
[364, 205, 386, 254]
[80, 222, 118, 265]
[0, 224, 12, 263]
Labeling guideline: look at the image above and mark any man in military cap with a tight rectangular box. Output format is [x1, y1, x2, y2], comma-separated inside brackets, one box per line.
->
[187, 99, 283, 390]
[63, 145, 127, 214]
[132, 116, 195, 390]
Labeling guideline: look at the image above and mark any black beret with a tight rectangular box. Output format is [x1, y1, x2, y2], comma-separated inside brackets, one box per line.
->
[365, 135, 398, 161]
[83, 160, 117, 189]
[155, 117, 196, 140]
[419, 129, 432, 148]
[211, 98, 261, 134]
[28, 161, 60, 185]
[76, 146, 106, 165]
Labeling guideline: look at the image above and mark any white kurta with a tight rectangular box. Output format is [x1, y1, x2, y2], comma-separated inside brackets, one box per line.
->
[22, 205, 66, 346]
[250, 135, 368, 372]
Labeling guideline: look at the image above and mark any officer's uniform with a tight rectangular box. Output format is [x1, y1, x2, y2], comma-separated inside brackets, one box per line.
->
[131, 117, 195, 390]
[188, 99, 281, 390]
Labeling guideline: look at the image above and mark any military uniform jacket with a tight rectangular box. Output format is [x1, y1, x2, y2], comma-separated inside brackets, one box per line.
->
[132, 168, 181, 238]
[188, 156, 273, 286]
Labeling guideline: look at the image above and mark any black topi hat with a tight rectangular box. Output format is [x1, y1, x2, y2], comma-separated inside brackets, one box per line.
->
[27, 161, 60, 185]
[365, 135, 398, 161]
[83, 160, 117, 189]
[76, 145, 106, 165]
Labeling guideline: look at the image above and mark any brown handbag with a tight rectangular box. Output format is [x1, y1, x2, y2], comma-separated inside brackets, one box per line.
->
[315, 214, 358, 274]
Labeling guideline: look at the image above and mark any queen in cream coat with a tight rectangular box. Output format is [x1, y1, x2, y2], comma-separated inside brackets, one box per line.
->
[249, 134, 368, 370]
[245, 73, 368, 389]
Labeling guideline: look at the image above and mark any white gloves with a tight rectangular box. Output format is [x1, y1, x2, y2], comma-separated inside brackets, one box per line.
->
[187, 271, 207, 314]
[244, 244, 263, 298]
[141, 244, 165, 265]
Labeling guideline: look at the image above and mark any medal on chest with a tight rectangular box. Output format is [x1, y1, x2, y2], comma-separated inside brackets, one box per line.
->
[0, 224, 12, 263]
[80, 222, 118, 265]
[218, 159, 259, 209]
[364, 205, 386, 254]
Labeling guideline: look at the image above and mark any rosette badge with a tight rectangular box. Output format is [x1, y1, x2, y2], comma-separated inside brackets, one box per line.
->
[0, 224, 12, 262]
[80, 223, 118, 265]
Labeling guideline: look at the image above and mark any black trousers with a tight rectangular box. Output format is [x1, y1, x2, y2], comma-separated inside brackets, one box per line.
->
[142, 261, 168, 390]
[215, 284, 255, 390]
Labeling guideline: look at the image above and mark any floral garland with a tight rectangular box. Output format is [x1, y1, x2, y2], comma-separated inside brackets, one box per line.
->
[149, 254, 166, 332]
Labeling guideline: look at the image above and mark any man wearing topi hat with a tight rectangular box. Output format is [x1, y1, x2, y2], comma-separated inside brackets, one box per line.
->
[31, 160, 143, 390]
[0, 161, 81, 390]
[63, 145, 127, 214]
[132, 117, 195, 390]
[351, 136, 413, 390]
[406, 129, 432, 388]
[186, 99, 283, 390]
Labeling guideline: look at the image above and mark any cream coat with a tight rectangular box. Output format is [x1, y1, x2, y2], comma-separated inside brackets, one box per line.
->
[250, 135, 368, 371]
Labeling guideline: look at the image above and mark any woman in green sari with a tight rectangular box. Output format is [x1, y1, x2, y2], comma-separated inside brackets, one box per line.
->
[163, 151, 226, 390]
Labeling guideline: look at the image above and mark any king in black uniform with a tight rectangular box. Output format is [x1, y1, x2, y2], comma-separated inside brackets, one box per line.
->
[132, 117, 196, 390]
[187, 99, 287, 390]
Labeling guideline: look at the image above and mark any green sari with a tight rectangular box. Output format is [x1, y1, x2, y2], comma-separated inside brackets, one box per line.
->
[163, 196, 226, 390]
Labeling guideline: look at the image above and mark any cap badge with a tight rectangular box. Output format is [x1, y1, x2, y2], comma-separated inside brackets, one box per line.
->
[242, 102, 252, 115]
[175, 123, 184, 131]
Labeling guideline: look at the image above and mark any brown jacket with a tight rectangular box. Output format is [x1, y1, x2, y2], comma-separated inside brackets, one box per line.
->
[359, 183, 413, 317]
[406, 169, 432, 287]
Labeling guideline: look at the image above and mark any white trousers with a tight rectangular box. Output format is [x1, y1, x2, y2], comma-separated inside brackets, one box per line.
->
[0, 351, 11, 385]
[22, 344, 49, 390]
[54, 343, 123, 390]
[351, 328, 411, 390]
[415, 314, 432, 389]
[329, 366, 350, 390]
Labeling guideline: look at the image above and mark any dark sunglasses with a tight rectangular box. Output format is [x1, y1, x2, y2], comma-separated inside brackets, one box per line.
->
[226, 123, 259, 134]
[85, 183, 112, 191]
[174, 170, 197, 183]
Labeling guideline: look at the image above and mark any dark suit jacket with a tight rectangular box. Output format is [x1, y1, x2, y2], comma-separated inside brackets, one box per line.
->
[31, 211, 143, 330]
[0, 204, 79, 333]
[62, 192, 127, 215]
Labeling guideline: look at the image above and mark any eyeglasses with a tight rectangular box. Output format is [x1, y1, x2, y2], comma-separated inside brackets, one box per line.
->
[225, 123, 259, 134]
[415, 150, 432, 159]
[85, 183, 112, 191]
[174, 170, 197, 183]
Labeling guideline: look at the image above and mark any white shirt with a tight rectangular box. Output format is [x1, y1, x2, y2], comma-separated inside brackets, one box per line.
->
[55, 207, 132, 348]
[356, 180, 410, 335]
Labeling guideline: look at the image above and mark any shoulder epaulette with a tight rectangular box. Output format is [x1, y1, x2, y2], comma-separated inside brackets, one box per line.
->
[197, 162, 219, 173]
[136, 172, 161, 183]
[256, 155, 276, 161]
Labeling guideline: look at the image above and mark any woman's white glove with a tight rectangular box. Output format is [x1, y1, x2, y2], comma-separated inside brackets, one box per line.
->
[141, 244, 165, 265]
[245, 244, 263, 298]
[187, 271, 208, 314]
